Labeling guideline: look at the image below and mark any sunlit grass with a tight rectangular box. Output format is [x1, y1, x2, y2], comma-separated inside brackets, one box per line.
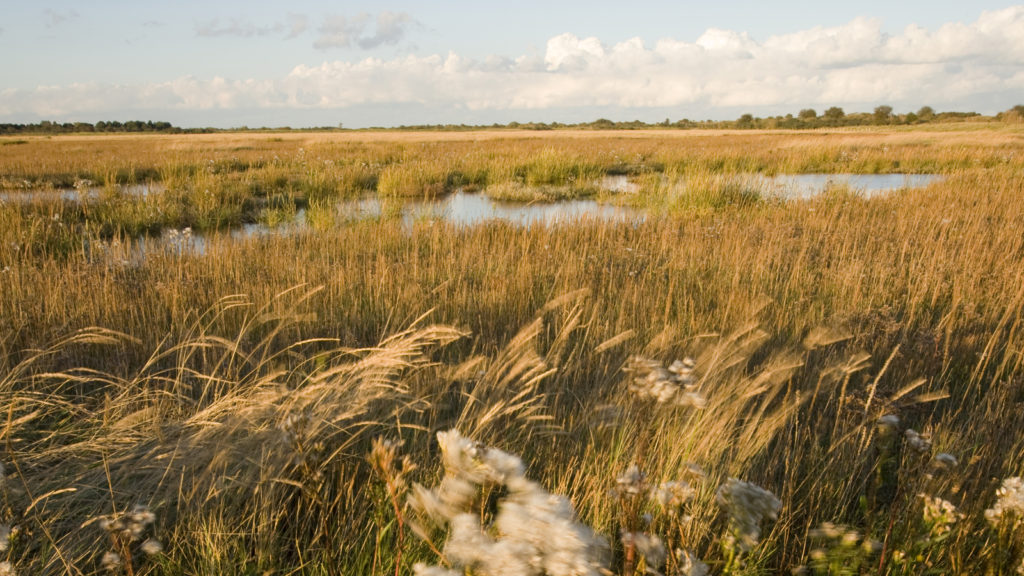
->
[0, 127, 1023, 574]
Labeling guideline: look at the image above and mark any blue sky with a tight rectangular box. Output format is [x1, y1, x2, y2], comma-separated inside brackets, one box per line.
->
[2, 1, 1023, 127]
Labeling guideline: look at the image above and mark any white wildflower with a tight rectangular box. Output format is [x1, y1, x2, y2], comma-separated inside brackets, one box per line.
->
[412, 564, 460, 576]
[676, 549, 709, 576]
[920, 494, 962, 536]
[933, 453, 959, 469]
[140, 538, 164, 555]
[410, 429, 607, 576]
[620, 531, 666, 570]
[904, 429, 932, 453]
[877, 414, 900, 430]
[625, 355, 706, 408]
[101, 551, 121, 572]
[0, 561, 13, 576]
[985, 477, 1024, 527]
[650, 480, 695, 515]
[615, 464, 647, 498]
[715, 478, 782, 552]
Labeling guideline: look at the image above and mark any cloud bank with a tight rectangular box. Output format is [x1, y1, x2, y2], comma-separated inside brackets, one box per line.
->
[4, 7, 1024, 125]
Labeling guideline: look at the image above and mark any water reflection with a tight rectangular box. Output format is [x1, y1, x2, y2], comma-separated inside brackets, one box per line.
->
[340, 191, 643, 227]
[765, 173, 942, 198]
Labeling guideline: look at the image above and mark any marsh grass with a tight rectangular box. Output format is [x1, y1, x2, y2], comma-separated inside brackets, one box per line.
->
[1, 127, 1023, 574]
[5, 127, 1020, 237]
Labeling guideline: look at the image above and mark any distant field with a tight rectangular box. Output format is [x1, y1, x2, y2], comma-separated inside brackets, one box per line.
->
[1, 125, 1023, 575]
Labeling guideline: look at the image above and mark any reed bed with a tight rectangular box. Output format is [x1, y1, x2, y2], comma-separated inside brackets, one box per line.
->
[0, 127, 1023, 575]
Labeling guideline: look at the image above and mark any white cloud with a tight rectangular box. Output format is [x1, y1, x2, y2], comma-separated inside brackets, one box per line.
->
[313, 11, 414, 50]
[194, 14, 308, 39]
[4, 7, 1024, 124]
[286, 14, 308, 40]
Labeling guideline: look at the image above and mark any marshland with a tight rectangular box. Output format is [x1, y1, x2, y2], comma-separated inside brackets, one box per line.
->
[1, 125, 1023, 575]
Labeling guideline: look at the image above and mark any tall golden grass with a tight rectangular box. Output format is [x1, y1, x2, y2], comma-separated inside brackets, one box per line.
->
[1, 126, 1023, 574]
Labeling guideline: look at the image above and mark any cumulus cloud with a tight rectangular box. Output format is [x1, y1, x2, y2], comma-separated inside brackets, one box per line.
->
[5, 7, 1024, 123]
[313, 11, 414, 50]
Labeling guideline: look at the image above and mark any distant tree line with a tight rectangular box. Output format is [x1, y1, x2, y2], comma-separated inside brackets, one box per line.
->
[2, 105, 1022, 134]
[0, 120, 180, 135]
[725, 105, 1001, 129]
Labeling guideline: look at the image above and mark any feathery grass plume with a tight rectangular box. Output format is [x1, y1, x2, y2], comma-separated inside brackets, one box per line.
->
[367, 437, 417, 576]
[715, 477, 781, 572]
[409, 429, 607, 576]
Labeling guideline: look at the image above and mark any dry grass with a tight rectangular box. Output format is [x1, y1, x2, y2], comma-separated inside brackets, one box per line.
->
[0, 126, 1023, 574]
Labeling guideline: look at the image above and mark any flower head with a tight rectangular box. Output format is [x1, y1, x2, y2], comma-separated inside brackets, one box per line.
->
[715, 478, 782, 551]
[985, 476, 1024, 527]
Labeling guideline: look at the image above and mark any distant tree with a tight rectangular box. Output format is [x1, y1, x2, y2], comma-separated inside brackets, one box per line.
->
[904, 112, 919, 124]
[737, 113, 754, 128]
[873, 105, 894, 124]
[824, 107, 845, 120]
[798, 108, 817, 120]
[917, 106, 935, 121]
[1004, 105, 1024, 123]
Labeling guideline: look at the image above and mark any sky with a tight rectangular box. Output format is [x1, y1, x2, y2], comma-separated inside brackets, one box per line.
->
[1, 1, 1023, 128]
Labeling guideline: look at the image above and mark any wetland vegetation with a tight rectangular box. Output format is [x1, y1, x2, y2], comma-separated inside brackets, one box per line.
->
[1, 124, 1023, 575]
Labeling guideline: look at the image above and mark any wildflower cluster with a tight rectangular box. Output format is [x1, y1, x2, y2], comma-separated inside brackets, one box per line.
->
[919, 494, 962, 538]
[613, 463, 707, 576]
[96, 504, 162, 574]
[625, 356, 706, 408]
[651, 480, 696, 519]
[985, 477, 1024, 527]
[891, 494, 962, 572]
[613, 464, 664, 573]
[715, 478, 782, 553]
[408, 429, 607, 576]
[904, 428, 932, 454]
